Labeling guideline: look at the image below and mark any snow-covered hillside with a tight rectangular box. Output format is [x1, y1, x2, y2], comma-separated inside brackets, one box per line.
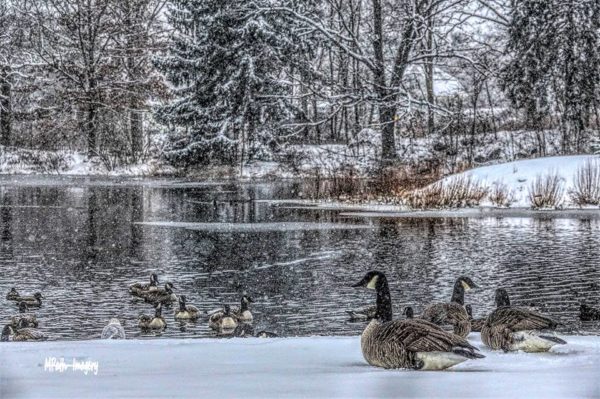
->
[1, 335, 598, 398]
[440, 155, 600, 208]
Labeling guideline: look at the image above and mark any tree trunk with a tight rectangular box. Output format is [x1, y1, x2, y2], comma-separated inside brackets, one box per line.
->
[371, 0, 396, 164]
[425, 14, 435, 136]
[87, 100, 97, 157]
[130, 104, 143, 161]
[0, 66, 12, 146]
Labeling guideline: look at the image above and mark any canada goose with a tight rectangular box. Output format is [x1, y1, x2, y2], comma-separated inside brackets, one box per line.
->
[143, 282, 177, 306]
[15, 293, 43, 308]
[6, 287, 19, 301]
[403, 306, 414, 319]
[10, 304, 39, 329]
[209, 304, 238, 331]
[138, 304, 167, 330]
[1, 321, 47, 342]
[481, 288, 566, 352]
[579, 304, 600, 321]
[346, 305, 377, 321]
[421, 276, 477, 338]
[232, 295, 254, 322]
[174, 295, 200, 320]
[352, 271, 484, 370]
[465, 304, 485, 332]
[129, 273, 159, 297]
[101, 318, 126, 339]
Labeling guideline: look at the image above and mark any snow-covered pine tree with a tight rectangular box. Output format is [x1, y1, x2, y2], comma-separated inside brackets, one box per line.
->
[501, 0, 600, 153]
[154, 0, 306, 168]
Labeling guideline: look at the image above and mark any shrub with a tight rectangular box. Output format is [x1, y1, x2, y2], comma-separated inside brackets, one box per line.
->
[528, 173, 564, 209]
[404, 176, 487, 209]
[570, 160, 600, 206]
[488, 182, 514, 208]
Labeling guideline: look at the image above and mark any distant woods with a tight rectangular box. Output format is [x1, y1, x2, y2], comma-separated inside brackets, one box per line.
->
[0, 0, 598, 172]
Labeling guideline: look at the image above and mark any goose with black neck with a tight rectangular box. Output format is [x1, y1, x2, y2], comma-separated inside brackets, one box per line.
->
[352, 271, 485, 370]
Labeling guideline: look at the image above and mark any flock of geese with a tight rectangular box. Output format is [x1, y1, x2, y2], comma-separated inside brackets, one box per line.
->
[2, 269, 599, 372]
[127, 273, 263, 335]
[1, 272, 273, 341]
[349, 271, 575, 370]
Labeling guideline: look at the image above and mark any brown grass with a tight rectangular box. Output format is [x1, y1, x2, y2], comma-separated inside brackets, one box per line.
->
[570, 161, 600, 206]
[488, 182, 514, 208]
[404, 176, 488, 209]
[528, 173, 564, 209]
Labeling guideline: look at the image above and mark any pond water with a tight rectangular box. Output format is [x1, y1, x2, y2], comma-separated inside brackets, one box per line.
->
[0, 176, 599, 341]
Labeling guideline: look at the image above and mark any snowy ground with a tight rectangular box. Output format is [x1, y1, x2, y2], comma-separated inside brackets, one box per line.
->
[1, 335, 599, 399]
[440, 155, 600, 208]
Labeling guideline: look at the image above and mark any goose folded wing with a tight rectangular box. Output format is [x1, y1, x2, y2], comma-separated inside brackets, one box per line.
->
[373, 319, 473, 353]
[20, 328, 45, 340]
[444, 303, 469, 323]
[489, 307, 558, 331]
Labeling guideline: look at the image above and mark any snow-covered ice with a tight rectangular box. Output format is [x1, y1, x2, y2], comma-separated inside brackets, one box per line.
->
[1, 335, 598, 398]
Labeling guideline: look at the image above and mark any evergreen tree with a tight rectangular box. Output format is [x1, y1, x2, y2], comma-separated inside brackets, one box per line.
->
[154, 0, 305, 167]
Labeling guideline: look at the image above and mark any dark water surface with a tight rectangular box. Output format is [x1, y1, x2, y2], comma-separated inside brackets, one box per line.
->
[0, 176, 599, 340]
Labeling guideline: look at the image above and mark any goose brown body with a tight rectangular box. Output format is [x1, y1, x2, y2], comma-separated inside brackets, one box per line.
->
[1, 324, 46, 341]
[138, 304, 167, 330]
[209, 305, 238, 330]
[465, 305, 485, 332]
[129, 273, 159, 297]
[352, 271, 484, 370]
[174, 295, 200, 320]
[10, 314, 38, 329]
[143, 282, 177, 306]
[421, 302, 471, 338]
[6, 288, 19, 301]
[346, 305, 377, 321]
[421, 277, 477, 338]
[15, 293, 43, 308]
[481, 289, 565, 352]
[360, 318, 482, 369]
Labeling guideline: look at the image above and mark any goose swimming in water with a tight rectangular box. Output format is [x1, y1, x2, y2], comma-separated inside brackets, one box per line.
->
[579, 304, 600, 321]
[138, 304, 167, 330]
[15, 293, 43, 308]
[209, 304, 238, 331]
[174, 295, 200, 320]
[143, 282, 177, 306]
[346, 305, 377, 321]
[481, 288, 566, 352]
[352, 271, 484, 370]
[232, 295, 254, 322]
[6, 287, 19, 301]
[403, 306, 414, 319]
[421, 276, 477, 338]
[10, 303, 38, 328]
[1, 320, 47, 342]
[129, 273, 159, 297]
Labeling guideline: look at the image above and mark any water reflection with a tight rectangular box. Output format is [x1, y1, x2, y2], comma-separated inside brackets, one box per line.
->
[0, 177, 598, 341]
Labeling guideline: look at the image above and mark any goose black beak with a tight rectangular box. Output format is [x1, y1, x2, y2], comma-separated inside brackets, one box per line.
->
[351, 281, 364, 288]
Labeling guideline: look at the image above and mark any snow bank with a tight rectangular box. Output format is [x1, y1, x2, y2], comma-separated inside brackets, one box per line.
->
[441, 155, 600, 208]
[0, 146, 176, 177]
[1, 335, 598, 398]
